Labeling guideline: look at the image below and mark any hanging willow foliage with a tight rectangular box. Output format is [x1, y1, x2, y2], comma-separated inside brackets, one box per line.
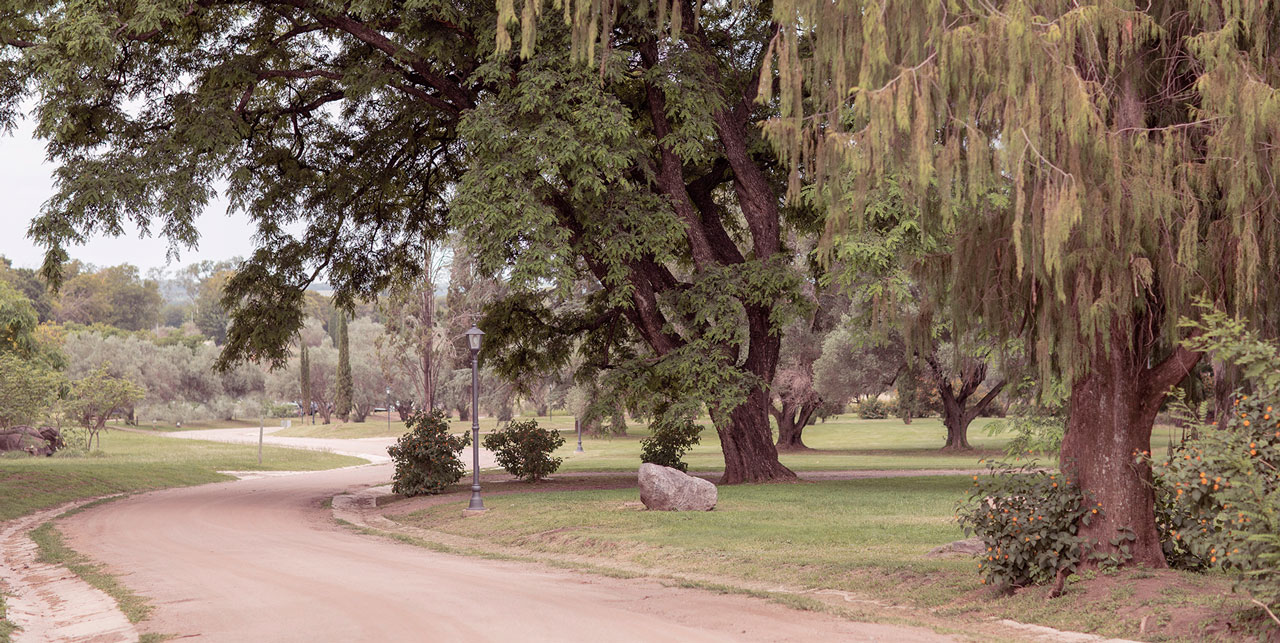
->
[762, 0, 1280, 390]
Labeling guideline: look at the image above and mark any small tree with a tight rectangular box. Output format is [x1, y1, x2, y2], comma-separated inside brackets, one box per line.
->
[67, 365, 145, 450]
[0, 353, 62, 428]
[482, 419, 564, 482]
[386, 409, 469, 496]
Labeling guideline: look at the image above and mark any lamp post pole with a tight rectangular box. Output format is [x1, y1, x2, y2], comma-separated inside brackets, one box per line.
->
[575, 417, 583, 452]
[386, 387, 391, 433]
[465, 326, 486, 513]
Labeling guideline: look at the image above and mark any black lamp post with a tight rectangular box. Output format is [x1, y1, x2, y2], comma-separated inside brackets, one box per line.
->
[386, 387, 391, 433]
[465, 326, 486, 512]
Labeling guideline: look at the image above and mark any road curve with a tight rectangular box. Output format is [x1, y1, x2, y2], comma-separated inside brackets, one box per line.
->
[59, 464, 954, 642]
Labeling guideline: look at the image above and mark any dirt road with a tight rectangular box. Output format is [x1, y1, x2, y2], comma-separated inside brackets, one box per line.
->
[59, 463, 954, 642]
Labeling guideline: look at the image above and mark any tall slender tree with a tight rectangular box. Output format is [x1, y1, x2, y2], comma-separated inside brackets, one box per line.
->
[335, 314, 352, 422]
[299, 343, 311, 425]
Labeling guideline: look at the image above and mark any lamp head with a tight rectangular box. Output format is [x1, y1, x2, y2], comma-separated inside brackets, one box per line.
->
[465, 326, 484, 353]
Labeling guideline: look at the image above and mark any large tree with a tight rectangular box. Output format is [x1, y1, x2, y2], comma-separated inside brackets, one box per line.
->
[13, 1, 811, 483]
[750, 1, 1280, 565]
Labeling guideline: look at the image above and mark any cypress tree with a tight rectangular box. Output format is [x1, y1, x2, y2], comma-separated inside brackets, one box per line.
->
[299, 344, 311, 425]
[335, 314, 352, 422]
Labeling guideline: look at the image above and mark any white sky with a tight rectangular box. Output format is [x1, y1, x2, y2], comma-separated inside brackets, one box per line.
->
[0, 116, 257, 274]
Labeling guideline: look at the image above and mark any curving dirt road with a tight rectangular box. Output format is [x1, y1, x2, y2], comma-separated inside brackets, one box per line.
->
[58, 461, 955, 642]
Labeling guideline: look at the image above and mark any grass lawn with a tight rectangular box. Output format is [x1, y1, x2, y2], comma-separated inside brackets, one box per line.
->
[275, 413, 579, 439]
[557, 416, 1033, 472]
[0, 430, 365, 521]
[387, 474, 1260, 641]
[113, 418, 272, 432]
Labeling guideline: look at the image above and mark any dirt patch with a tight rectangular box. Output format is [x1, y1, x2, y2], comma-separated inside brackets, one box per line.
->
[1004, 568, 1276, 642]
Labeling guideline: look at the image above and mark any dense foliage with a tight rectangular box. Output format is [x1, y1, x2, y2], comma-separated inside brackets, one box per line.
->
[958, 463, 1094, 590]
[1145, 309, 1280, 622]
[481, 419, 564, 482]
[387, 410, 469, 497]
[640, 415, 703, 472]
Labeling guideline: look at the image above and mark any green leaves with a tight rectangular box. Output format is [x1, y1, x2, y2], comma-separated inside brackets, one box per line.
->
[387, 408, 470, 496]
[481, 418, 564, 481]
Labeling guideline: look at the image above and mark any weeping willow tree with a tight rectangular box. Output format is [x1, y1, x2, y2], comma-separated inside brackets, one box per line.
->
[763, 1, 1280, 567]
[503, 1, 1280, 566]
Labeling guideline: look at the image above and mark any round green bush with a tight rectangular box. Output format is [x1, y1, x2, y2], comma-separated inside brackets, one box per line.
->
[640, 416, 702, 472]
[481, 418, 564, 482]
[387, 409, 469, 496]
[856, 398, 888, 419]
[957, 462, 1094, 589]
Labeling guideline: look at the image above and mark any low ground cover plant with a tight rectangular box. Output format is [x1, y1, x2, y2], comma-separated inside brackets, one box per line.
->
[482, 419, 563, 482]
[387, 409, 469, 496]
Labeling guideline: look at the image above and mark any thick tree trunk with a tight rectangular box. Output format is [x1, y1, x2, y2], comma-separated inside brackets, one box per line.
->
[941, 400, 972, 450]
[773, 399, 819, 451]
[714, 386, 795, 483]
[1062, 325, 1201, 569]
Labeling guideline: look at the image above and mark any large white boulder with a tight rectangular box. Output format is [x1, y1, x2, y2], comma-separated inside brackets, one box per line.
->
[637, 463, 717, 511]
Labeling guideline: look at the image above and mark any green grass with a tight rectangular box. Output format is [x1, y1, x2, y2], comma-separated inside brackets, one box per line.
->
[0, 589, 14, 643]
[111, 418, 271, 432]
[395, 476, 972, 589]
[275, 413, 578, 438]
[0, 430, 365, 521]
[29, 521, 153, 623]
[388, 473, 1250, 641]
[555, 416, 1026, 473]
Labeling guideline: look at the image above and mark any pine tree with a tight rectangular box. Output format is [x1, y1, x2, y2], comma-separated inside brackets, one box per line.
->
[335, 315, 352, 422]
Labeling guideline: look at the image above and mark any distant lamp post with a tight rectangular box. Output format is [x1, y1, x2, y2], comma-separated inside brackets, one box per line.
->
[386, 387, 391, 433]
[465, 326, 486, 513]
[575, 417, 584, 453]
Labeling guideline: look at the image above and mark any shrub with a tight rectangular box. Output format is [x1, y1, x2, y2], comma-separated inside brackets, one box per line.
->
[957, 462, 1096, 589]
[482, 418, 564, 482]
[856, 397, 888, 419]
[386, 409, 469, 496]
[1149, 392, 1280, 612]
[640, 415, 702, 472]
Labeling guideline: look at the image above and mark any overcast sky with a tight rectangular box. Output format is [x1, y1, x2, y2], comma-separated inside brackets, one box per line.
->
[0, 115, 257, 275]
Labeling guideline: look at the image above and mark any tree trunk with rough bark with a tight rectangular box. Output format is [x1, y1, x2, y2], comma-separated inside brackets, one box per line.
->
[420, 252, 436, 413]
[772, 399, 820, 451]
[714, 386, 796, 483]
[926, 352, 1006, 452]
[1061, 323, 1201, 568]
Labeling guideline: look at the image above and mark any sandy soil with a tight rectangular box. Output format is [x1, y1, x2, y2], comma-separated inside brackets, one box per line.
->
[55, 462, 961, 642]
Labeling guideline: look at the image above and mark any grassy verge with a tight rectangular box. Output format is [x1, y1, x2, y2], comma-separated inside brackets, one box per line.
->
[29, 521, 152, 623]
[0, 590, 14, 643]
[385, 475, 1256, 641]
[0, 430, 364, 521]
